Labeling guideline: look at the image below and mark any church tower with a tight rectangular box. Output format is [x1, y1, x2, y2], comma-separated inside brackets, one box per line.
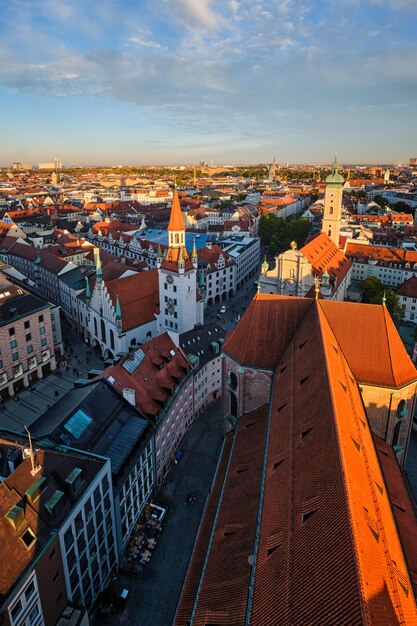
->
[158, 191, 203, 336]
[322, 156, 344, 246]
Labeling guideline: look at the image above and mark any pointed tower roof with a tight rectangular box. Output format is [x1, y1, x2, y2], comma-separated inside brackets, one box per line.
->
[85, 275, 91, 299]
[168, 191, 185, 232]
[115, 294, 122, 320]
[94, 247, 103, 283]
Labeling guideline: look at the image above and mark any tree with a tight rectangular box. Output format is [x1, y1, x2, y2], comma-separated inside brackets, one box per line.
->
[392, 201, 412, 213]
[373, 195, 390, 209]
[361, 276, 404, 321]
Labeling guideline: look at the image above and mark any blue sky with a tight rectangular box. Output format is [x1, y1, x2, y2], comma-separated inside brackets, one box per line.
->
[1, 0, 416, 166]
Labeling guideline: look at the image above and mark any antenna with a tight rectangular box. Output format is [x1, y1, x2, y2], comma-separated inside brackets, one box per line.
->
[24, 426, 41, 476]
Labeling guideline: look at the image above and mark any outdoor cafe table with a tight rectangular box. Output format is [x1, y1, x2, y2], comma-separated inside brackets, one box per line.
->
[141, 549, 151, 561]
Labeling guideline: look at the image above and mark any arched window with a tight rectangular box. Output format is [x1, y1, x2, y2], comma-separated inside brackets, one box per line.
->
[101, 318, 106, 343]
[110, 329, 115, 350]
[94, 317, 98, 337]
[397, 399, 407, 418]
[175, 233, 179, 244]
[229, 372, 238, 391]
[392, 420, 401, 448]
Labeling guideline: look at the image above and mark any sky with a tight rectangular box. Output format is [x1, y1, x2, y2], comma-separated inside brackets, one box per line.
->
[0, 0, 416, 166]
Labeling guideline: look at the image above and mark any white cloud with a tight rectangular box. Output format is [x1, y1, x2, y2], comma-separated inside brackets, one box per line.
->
[128, 37, 161, 49]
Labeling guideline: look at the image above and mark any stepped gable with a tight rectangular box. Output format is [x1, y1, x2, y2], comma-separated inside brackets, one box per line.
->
[251, 302, 417, 625]
[319, 300, 417, 388]
[222, 294, 312, 369]
[105, 269, 159, 331]
[301, 231, 351, 285]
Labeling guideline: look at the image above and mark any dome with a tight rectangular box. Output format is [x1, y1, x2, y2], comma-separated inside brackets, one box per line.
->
[325, 156, 344, 184]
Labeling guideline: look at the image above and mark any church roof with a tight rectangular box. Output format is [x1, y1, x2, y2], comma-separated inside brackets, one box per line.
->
[167, 191, 185, 232]
[176, 300, 417, 624]
[223, 294, 313, 370]
[224, 295, 417, 389]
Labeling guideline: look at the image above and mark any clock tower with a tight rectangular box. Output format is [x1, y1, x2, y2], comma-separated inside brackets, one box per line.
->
[157, 191, 203, 337]
[322, 156, 344, 246]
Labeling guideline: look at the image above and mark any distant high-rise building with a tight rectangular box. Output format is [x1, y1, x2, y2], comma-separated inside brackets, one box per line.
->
[38, 159, 62, 170]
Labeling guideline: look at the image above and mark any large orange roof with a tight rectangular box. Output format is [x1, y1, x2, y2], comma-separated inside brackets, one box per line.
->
[224, 294, 417, 388]
[319, 300, 417, 388]
[178, 301, 417, 623]
[167, 191, 185, 232]
[223, 294, 313, 369]
[301, 231, 352, 286]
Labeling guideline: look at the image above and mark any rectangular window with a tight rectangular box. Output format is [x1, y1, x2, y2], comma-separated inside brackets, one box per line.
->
[29, 603, 40, 626]
[38, 315, 44, 323]
[25, 580, 35, 602]
[27, 345, 33, 354]
[9, 327, 15, 336]
[41, 338, 47, 347]
[10, 599, 22, 621]
[26, 333, 31, 341]
[10, 339, 17, 349]
[12, 352, 19, 362]
[24, 321, 30, 329]
[40, 326, 46, 335]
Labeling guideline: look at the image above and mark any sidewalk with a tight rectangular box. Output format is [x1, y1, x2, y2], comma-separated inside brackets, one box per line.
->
[97, 398, 224, 626]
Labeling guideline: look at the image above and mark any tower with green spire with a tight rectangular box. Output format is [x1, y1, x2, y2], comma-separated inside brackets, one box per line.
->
[322, 155, 344, 246]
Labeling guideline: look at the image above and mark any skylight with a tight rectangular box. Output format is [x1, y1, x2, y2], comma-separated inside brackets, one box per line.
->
[64, 409, 92, 439]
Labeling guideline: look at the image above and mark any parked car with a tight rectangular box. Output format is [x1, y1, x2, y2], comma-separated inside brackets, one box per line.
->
[220, 305, 227, 314]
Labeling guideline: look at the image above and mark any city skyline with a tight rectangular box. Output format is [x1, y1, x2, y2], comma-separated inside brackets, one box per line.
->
[1, 0, 417, 166]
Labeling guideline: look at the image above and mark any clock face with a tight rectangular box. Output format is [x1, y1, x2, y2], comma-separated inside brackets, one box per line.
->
[329, 192, 335, 199]
[167, 275, 174, 284]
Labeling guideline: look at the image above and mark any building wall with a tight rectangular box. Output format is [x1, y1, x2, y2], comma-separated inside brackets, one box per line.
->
[360, 381, 417, 466]
[5, 571, 45, 626]
[399, 294, 417, 322]
[115, 438, 154, 552]
[36, 536, 67, 626]
[222, 355, 272, 432]
[0, 306, 56, 396]
[194, 355, 222, 415]
[59, 463, 118, 612]
[154, 374, 194, 482]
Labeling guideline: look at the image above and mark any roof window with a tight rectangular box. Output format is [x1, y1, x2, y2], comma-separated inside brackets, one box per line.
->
[21, 527, 36, 549]
[25, 476, 47, 504]
[300, 375, 310, 387]
[45, 490, 64, 517]
[5, 505, 25, 530]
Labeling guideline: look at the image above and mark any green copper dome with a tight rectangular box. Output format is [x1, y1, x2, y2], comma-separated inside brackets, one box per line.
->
[325, 156, 344, 184]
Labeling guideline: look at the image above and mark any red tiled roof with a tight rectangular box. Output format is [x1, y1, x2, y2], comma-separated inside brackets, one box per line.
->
[319, 300, 417, 388]
[105, 269, 159, 331]
[301, 231, 352, 287]
[103, 332, 189, 417]
[181, 301, 417, 623]
[374, 435, 417, 597]
[223, 294, 313, 369]
[397, 276, 417, 299]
